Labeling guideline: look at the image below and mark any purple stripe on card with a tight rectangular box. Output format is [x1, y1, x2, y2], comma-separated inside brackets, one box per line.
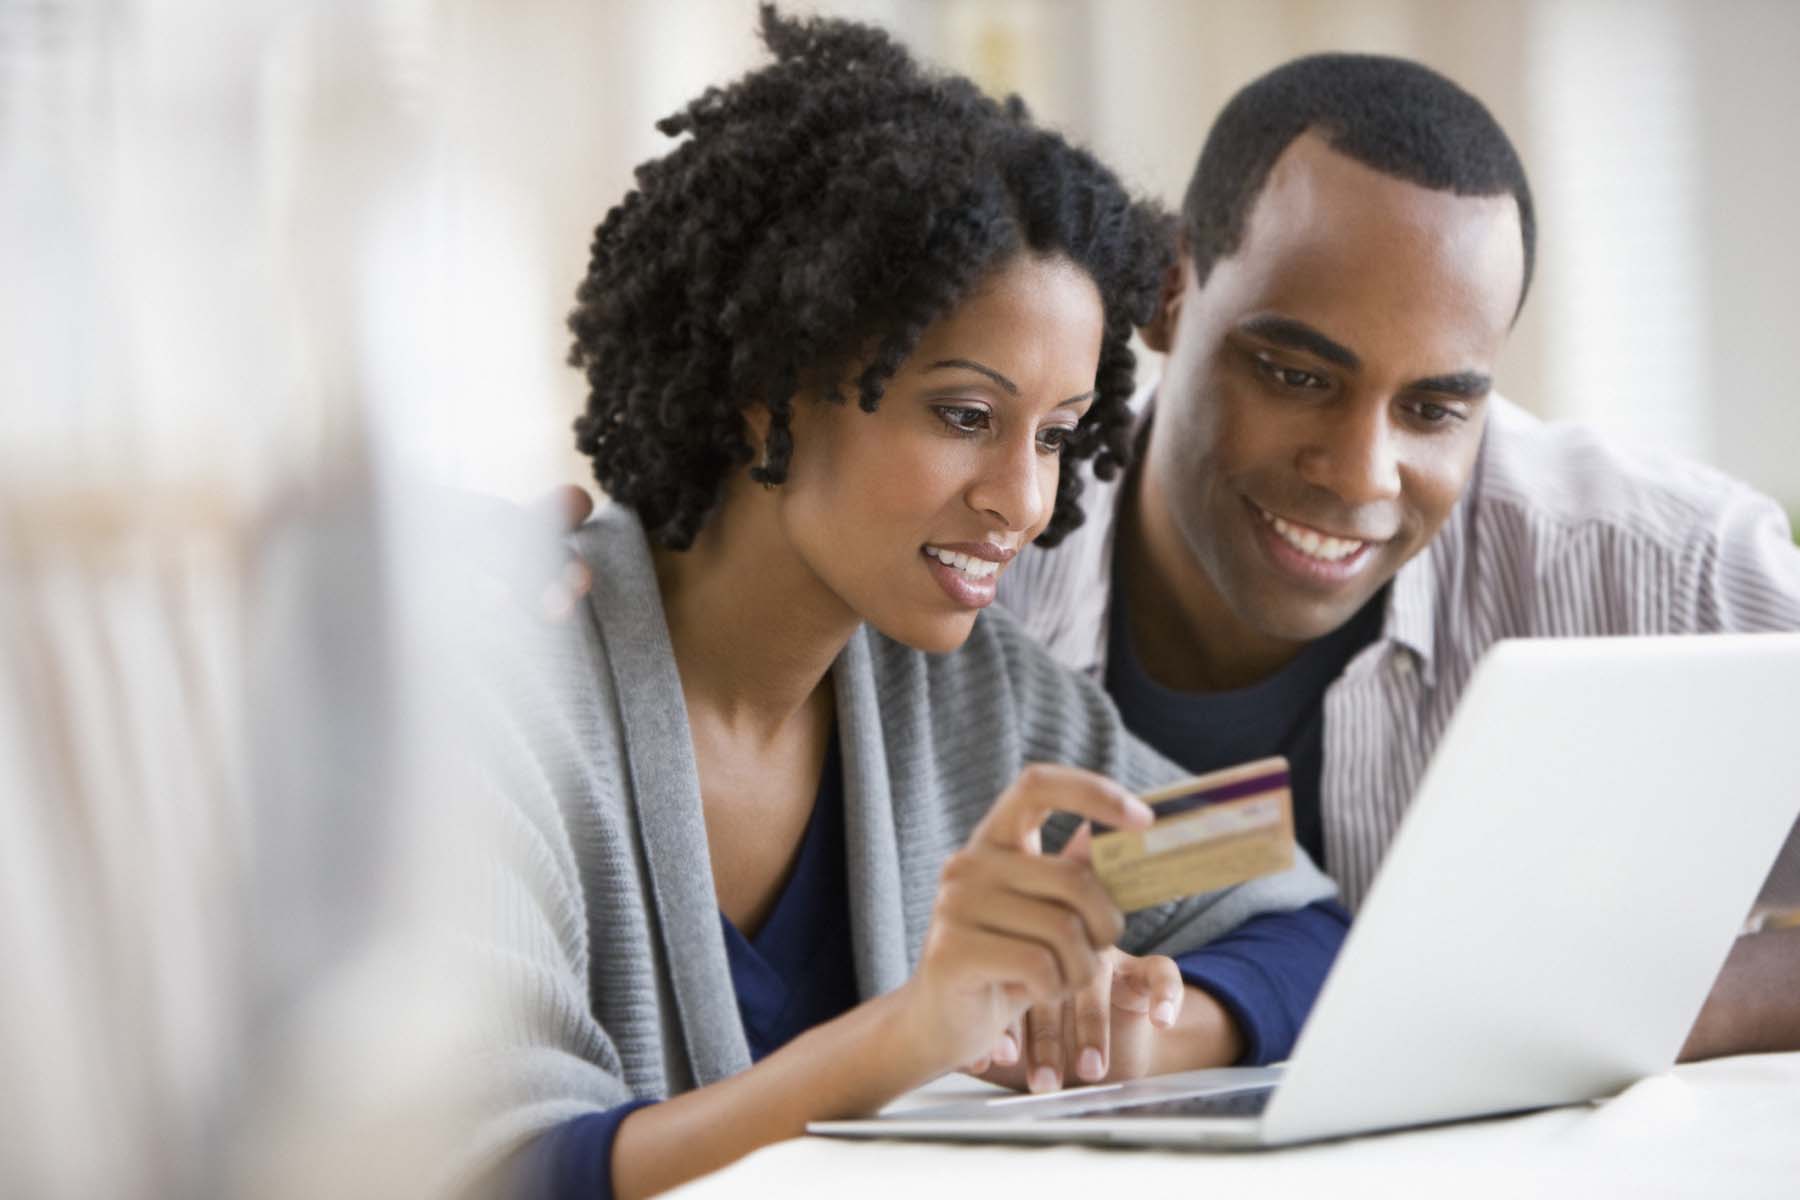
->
[1150, 769, 1291, 818]
[1092, 767, 1291, 834]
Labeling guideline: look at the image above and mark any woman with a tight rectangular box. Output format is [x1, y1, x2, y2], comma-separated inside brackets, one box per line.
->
[475, 9, 1341, 1197]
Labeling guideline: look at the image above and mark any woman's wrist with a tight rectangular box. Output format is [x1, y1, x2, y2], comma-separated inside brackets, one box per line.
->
[612, 988, 951, 1199]
[811, 980, 953, 1108]
[1149, 985, 1245, 1074]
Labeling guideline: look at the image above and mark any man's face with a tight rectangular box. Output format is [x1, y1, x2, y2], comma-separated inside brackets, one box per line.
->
[1143, 133, 1526, 644]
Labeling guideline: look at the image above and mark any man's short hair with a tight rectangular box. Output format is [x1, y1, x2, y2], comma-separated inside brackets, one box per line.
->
[1182, 53, 1536, 316]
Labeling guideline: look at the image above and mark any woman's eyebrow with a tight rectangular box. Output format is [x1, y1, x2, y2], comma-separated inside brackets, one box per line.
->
[926, 358, 1018, 395]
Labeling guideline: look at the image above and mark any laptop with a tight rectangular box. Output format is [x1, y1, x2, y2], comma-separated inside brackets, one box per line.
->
[811, 633, 1800, 1148]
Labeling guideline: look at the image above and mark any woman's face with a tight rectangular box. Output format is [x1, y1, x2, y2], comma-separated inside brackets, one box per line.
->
[773, 252, 1106, 653]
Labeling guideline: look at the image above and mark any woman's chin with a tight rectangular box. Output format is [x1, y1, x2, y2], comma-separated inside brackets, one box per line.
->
[863, 608, 982, 656]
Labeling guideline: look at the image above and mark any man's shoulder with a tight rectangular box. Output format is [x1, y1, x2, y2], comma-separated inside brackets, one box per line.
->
[1434, 397, 1800, 637]
[1472, 397, 1784, 555]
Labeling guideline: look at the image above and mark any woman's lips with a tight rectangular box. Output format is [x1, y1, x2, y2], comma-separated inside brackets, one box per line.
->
[920, 543, 1007, 609]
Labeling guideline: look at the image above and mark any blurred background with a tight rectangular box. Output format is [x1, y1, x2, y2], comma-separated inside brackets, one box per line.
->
[3, 1, 1796, 1196]
[356, 0, 1800, 516]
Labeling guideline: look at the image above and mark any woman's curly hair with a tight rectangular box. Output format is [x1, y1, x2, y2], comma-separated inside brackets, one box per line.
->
[569, 5, 1173, 550]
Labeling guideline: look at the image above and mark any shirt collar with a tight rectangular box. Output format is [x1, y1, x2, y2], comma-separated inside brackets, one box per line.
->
[1382, 538, 1440, 686]
[1375, 413, 1497, 687]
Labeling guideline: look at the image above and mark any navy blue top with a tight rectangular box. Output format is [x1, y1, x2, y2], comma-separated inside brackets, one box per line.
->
[524, 709, 1347, 1199]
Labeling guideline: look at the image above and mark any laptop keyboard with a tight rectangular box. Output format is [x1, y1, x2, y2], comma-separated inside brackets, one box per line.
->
[1067, 1086, 1274, 1119]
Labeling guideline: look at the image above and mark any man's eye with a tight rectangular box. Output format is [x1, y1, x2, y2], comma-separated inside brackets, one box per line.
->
[1408, 399, 1463, 427]
[1255, 356, 1327, 391]
[934, 405, 991, 433]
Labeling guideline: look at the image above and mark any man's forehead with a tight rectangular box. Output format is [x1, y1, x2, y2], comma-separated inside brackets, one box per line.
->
[1207, 133, 1526, 359]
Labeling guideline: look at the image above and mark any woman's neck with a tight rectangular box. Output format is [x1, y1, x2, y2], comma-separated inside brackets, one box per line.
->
[651, 480, 858, 743]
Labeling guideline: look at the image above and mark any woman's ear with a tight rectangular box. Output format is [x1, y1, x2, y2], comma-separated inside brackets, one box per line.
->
[1140, 245, 1191, 355]
[743, 404, 772, 453]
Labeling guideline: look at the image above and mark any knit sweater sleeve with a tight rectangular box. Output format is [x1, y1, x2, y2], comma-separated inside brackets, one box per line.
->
[442, 610, 650, 1190]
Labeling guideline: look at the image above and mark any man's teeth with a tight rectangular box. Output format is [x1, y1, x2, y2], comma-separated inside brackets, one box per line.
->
[926, 546, 999, 580]
[1257, 507, 1366, 563]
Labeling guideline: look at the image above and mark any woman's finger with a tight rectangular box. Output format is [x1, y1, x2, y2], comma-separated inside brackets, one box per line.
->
[943, 849, 1123, 950]
[995, 1022, 1021, 1067]
[1116, 953, 1186, 1028]
[962, 890, 1105, 993]
[975, 764, 1152, 853]
[1025, 1001, 1066, 1093]
[927, 924, 1064, 1008]
[1072, 956, 1115, 1083]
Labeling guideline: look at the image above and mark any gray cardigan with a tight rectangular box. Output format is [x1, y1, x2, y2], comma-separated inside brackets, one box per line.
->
[464, 504, 1335, 1167]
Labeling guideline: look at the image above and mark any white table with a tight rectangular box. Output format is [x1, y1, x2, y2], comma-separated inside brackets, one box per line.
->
[667, 1052, 1800, 1199]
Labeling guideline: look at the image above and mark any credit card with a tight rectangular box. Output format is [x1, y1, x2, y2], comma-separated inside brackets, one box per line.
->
[1091, 756, 1295, 913]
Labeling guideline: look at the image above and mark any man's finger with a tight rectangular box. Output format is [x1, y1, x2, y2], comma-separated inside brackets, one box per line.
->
[528, 484, 595, 534]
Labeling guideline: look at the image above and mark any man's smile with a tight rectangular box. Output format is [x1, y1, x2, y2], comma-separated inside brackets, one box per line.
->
[1240, 497, 1395, 587]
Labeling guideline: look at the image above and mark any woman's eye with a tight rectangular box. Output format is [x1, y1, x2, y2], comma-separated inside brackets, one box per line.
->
[1255, 356, 1327, 391]
[934, 405, 991, 433]
[1036, 425, 1075, 454]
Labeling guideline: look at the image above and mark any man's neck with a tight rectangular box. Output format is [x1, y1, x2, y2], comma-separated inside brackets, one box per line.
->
[1116, 467, 1310, 693]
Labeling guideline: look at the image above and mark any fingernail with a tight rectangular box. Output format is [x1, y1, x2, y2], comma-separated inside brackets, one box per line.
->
[1029, 1066, 1059, 1093]
[1153, 1001, 1176, 1027]
[1077, 1048, 1104, 1081]
[1125, 797, 1155, 824]
[997, 1032, 1020, 1064]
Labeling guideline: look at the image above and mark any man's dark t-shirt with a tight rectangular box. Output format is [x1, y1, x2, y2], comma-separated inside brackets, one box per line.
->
[1104, 552, 1388, 867]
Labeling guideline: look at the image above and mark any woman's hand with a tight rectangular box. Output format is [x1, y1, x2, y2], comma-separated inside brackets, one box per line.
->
[893, 764, 1154, 1074]
[968, 946, 1191, 1090]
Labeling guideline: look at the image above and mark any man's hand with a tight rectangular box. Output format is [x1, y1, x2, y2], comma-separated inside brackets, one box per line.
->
[528, 485, 596, 618]
[1680, 924, 1800, 1060]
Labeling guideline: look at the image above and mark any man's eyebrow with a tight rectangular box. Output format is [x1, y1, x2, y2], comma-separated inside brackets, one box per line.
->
[1237, 315, 1360, 369]
[1410, 371, 1492, 398]
[926, 358, 1018, 395]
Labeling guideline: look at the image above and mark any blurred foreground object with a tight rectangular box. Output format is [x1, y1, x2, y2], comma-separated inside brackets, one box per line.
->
[0, 2, 551, 1196]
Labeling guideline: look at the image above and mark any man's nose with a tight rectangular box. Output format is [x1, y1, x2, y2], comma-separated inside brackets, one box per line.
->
[967, 434, 1052, 533]
[1295, 399, 1402, 507]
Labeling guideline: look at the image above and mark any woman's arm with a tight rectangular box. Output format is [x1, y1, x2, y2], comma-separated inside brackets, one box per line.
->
[607, 766, 1155, 1199]
[610, 986, 930, 1198]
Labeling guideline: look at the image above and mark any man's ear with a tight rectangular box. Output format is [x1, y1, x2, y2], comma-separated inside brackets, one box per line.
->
[1140, 244, 1192, 355]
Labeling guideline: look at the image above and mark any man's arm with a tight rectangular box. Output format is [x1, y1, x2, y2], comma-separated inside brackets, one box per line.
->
[1677, 493, 1800, 1059]
[1680, 925, 1800, 1061]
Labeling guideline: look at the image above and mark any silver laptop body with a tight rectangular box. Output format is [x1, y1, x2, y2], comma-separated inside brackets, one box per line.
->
[811, 634, 1800, 1149]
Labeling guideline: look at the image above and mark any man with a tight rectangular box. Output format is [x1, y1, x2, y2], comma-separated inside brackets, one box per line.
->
[997, 53, 1800, 1059]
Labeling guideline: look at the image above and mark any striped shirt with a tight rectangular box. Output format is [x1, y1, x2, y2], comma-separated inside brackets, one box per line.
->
[999, 396, 1800, 910]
